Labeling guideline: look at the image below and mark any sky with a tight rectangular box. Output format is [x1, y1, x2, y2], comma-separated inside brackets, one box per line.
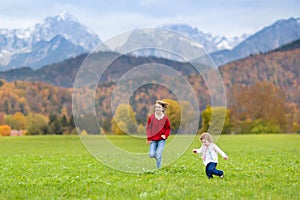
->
[0, 0, 299, 40]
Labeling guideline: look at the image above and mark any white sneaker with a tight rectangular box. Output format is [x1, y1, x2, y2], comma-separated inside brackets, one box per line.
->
[220, 173, 224, 178]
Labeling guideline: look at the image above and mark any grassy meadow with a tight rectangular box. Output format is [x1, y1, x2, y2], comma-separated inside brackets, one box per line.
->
[0, 134, 299, 199]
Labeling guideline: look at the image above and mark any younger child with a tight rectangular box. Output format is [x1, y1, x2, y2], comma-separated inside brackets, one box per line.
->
[193, 132, 228, 179]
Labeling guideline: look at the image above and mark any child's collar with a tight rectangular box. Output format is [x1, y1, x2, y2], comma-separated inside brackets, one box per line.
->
[154, 112, 165, 120]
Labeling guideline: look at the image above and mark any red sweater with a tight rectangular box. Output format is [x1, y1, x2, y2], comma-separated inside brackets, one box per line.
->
[146, 114, 171, 141]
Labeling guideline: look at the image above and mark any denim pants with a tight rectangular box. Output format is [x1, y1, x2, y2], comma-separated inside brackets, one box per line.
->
[206, 162, 224, 178]
[149, 140, 166, 168]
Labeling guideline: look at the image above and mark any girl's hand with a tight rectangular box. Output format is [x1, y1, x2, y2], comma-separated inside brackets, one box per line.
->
[146, 140, 151, 144]
[192, 149, 197, 153]
[161, 135, 166, 139]
[224, 156, 228, 160]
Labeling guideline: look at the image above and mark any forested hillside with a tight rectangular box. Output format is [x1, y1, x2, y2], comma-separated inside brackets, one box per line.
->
[0, 80, 72, 116]
[0, 39, 300, 134]
[0, 52, 195, 88]
[220, 45, 300, 104]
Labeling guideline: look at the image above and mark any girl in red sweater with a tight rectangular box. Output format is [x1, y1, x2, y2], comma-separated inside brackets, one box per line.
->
[146, 100, 171, 168]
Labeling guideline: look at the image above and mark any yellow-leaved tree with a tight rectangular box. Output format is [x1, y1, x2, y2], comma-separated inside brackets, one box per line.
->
[6, 112, 26, 130]
[163, 99, 197, 134]
[111, 104, 137, 135]
[199, 105, 231, 134]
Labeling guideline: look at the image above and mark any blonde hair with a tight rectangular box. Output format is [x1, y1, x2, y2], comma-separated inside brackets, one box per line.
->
[148, 100, 168, 116]
[200, 132, 213, 143]
[156, 100, 168, 109]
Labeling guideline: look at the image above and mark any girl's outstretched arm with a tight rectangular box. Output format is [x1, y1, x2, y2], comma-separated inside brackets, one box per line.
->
[214, 144, 228, 160]
[192, 147, 201, 154]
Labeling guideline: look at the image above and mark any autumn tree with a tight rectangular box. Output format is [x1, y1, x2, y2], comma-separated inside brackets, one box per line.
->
[111, 104, 137, 135]
[163, 99, 198, 134]
[0, 125, 11, 136]
[164, 99, 181, 133]
[285, 103, 300, 133]
[199, 105, 231, 134]
[230, 81, 286, 133]
[6, 112, 26, 130]
[0, 112, 6, 125]
[25, 113, 49, 135]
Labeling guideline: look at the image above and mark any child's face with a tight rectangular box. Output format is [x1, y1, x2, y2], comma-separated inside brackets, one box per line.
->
[155, 104, 163, 113]
[201, 138, 210, 146]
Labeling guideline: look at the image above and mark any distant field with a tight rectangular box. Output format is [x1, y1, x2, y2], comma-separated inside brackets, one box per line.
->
[0, 134, 299, 199]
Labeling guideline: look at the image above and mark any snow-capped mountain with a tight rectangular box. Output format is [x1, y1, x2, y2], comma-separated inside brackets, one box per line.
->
[32, 11, 100, 51]
[0, 11, 101, 70]
[115, 28, 206, 62]
[118, 19, 300, 66]
[1, 12, 299, 71]
[113, 25, 247, 63]
[211, 17, 300, 66]
[8, 35, 85, 70]
[161, 24, 248, 52]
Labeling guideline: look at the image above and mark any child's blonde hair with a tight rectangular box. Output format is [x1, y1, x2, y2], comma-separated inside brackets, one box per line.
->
[156, 100, 168, 110]
[200, 132, 213, 143]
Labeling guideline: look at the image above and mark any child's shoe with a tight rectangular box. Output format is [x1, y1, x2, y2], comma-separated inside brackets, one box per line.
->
[220, 173, 224, 179]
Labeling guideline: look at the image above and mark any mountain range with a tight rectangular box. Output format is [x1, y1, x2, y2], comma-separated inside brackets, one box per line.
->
[0, 38, 299, 126]
[0, 11, 101, 71]
[161, 24, 248, 52]
[211, 17, 300, 66]
[0, 38, 299, 92]
[85, 17, 300, 66]
[1, 12, 300, 71]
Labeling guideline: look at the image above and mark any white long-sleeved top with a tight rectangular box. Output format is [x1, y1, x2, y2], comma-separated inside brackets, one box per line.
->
[193, 143, 227, 166]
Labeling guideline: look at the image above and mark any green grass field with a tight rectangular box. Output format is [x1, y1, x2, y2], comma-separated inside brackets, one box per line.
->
[0, 134, 299, 199]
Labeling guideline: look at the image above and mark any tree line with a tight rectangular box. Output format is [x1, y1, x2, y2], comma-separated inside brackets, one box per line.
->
[0, 112, 76, 136]
[0, 78, 300, 136]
